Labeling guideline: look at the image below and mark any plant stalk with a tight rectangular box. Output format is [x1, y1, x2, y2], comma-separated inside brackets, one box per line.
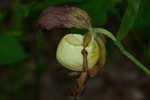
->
[90, 27, 150, 76]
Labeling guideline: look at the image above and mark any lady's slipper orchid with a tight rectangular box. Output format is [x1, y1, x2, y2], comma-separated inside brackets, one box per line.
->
[56, 34, 100, 71]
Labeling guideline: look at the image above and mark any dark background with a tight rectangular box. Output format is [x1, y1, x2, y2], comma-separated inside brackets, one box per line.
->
[0, 0, 150, 100]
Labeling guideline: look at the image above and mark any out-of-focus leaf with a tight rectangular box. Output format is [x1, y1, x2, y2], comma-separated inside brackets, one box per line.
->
[0, 34, 27, 65]
[77, 0, 112, 25]
[21, 4, 32, 17]
[10, 1, 29, 36]
[37, 6, 91, 30]
[148, 44, 150, 61]
[134, 0, 150, 39]
[117, 0, 141, 41]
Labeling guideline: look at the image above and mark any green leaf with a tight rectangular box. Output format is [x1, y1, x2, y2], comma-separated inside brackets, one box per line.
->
[117, 0, 141, 41]
[134, 0, 150, 39]
[0, 34, 27, 65]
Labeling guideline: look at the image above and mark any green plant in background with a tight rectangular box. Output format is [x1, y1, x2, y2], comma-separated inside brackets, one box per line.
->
[117, 0, 141, 41]
[134, 0, 150, 39]
[0, 34, 27, 65]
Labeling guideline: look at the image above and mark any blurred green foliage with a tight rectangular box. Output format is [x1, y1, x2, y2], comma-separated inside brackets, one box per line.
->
[0, 12, 6, 23]
[0, 34, 27, 65]
[117, 0, 141, 41]
[134, 0, 150, 39]
[76, 0, 112, 25]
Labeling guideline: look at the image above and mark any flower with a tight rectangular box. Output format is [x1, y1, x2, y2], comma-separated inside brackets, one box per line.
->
[56, 34, 100, 71]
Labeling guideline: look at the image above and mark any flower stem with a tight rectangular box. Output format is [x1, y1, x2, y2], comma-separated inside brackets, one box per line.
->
[91, 27, 150, 76]
[116, 42, 150, 76]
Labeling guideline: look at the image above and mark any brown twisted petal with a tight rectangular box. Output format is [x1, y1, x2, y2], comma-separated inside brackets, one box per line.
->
[37, 6, 91, 30]
[89, 35, 106, 77]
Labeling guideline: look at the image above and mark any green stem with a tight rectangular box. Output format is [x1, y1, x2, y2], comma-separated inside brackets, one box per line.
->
[116, 42, 150, 76]
[91, 27, 150, 76]
[88, 27, 105, 53]
[93, 28, 117, 42]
